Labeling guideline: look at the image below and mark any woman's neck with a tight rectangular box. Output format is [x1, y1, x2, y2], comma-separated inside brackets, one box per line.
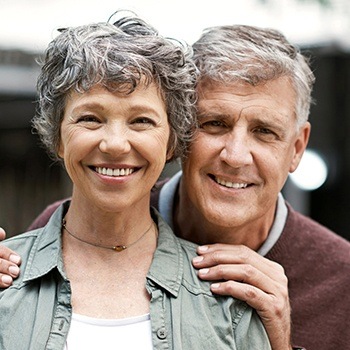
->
[65, 190, 155, 248]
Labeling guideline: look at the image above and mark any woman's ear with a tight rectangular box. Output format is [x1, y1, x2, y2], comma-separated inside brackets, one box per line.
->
[165, 132, 177, 161]
[166, 145, 175, 162]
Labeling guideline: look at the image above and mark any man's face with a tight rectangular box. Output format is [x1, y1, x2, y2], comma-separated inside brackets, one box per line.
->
[182, 77, 310, 230]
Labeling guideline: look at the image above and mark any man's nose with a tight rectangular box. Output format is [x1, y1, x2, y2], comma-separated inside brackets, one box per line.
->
[219, 129, 253, 168]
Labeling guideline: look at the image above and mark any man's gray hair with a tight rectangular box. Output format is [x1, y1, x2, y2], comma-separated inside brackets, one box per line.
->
[34, 14, 197, 161]
[192, 24, 315, 127]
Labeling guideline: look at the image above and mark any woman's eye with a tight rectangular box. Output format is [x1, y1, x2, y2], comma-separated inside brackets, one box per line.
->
[78, 115, 99, 123]
[132, 117, 156, 126]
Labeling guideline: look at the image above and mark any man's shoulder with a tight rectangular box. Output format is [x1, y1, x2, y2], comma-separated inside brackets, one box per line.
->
[286, 205, 350, 251]
[4, 229, 39, 252]
[2, 229, 43, 288]
[27, 199, 69, 230]
[268, 203, 350, 268]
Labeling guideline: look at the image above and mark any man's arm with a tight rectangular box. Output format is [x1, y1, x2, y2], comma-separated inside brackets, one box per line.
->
[192, 244, 297, 350]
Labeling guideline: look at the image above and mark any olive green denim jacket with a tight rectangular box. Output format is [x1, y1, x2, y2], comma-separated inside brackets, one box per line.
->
[0, 201, 271, 350]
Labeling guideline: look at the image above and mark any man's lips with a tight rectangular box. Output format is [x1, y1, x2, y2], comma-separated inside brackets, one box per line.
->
[210, 174, 250, 189]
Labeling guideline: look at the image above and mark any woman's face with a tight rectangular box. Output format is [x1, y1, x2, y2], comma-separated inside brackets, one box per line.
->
[58, 83, 171, 212]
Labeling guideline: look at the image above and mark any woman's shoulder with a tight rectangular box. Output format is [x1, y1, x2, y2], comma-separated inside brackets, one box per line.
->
[4, 229, 41, 256]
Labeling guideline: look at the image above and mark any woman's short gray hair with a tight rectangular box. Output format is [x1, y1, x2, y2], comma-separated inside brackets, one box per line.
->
[192, 24, 315, 127]
[33, 14, 197, 161]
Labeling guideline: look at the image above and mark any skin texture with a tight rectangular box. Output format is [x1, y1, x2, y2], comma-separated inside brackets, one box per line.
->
[60, 83, 171, 221]
[178, 77, 310, 248]
[175, 77, 310, 349]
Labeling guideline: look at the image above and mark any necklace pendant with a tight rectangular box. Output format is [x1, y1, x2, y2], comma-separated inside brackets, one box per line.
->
[113, 245, 127, 252]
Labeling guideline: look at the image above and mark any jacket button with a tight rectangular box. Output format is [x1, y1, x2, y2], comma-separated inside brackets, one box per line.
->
[157, 328, 167, 339]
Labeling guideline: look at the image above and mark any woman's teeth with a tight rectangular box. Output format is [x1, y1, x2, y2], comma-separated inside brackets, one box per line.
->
[95, 167, 134, 177]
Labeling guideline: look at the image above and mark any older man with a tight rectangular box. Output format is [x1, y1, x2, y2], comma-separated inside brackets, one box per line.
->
[1, 24, 349, 350]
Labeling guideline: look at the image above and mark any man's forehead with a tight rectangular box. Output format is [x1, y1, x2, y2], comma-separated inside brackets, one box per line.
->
[197, 77, 295, 111]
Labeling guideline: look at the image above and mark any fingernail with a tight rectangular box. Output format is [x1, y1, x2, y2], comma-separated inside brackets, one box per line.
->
[9, 265, 19, 276]
[192, 256, 203, 264]
[211, 283, 220, 289]
[199, 268, 209, 275]
[1, 275, 12, 285]
[198, 246, 209, 252]
[9, 254, 21, 264]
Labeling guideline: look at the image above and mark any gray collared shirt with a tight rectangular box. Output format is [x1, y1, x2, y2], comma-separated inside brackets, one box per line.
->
[0, 201, 271, 350]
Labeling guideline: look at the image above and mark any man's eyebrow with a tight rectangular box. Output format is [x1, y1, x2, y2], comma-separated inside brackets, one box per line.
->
[250, 116, 289, 137]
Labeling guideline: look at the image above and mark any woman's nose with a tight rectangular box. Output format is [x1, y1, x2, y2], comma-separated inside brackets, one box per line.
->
[98, 124, 131, 155]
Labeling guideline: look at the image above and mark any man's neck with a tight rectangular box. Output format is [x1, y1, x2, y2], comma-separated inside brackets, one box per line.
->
[174, 179, 275, 251]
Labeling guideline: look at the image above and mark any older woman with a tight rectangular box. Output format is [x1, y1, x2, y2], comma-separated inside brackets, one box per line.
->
[0, 14, 271, 349]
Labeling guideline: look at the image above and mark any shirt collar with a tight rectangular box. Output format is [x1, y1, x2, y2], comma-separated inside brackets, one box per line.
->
[257, 193, 287, 256]
[23, 201, 69, 282]
[146, 209, 184, 297]
[158, 170, 182, 230]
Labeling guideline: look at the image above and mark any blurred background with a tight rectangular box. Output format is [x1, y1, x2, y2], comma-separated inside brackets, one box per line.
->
[0, 0, 349, 240]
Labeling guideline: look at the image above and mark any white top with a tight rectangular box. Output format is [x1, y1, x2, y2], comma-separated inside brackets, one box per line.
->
[64, 313, 153, 350]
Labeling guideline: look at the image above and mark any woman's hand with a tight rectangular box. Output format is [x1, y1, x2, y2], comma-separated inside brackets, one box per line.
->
[0, 228, 21, 288]
[192, 243, 292, 350]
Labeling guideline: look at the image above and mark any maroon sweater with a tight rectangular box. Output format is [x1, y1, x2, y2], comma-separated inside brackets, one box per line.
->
[28, 191, 350, 350]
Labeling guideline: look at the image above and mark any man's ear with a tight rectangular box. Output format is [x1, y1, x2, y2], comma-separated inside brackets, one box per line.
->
[289, 122, 311, 173]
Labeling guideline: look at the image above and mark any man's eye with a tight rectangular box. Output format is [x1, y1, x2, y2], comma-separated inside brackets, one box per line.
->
[255, 127, 279, 141]
[201, 120, 223, 127]
[257, 127, 272, 134]
[199, 120, 226, 132]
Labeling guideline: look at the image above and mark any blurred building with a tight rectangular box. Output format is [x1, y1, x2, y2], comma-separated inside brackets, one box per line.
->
[0, 49, 72, 235]
[0, 44, 349, 240]
[301, 43, 350, 241]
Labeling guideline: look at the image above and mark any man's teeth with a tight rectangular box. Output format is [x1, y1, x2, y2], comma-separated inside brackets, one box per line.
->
[216, 177, 248, 189]
[95, 167, 134, 177]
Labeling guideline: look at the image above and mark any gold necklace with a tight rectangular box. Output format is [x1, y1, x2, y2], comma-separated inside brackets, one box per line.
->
[62, 218, 154, 252]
